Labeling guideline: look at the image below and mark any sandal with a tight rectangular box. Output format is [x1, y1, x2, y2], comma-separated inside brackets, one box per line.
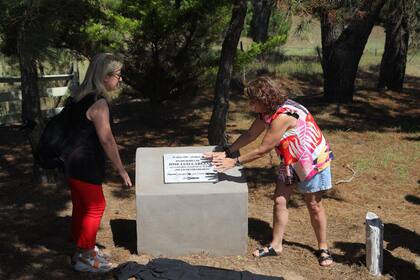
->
[71, 246, 111, 265]
[253, 246, 278, 258]
[73, 250, 113, 273]
[317, 248, 333, 267]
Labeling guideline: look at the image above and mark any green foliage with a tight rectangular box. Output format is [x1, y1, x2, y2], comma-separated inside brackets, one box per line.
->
[236, 3, 291, 75]
[0, 0, 101, 59]
[122, 0, 230, 105]
[244, 2, 292, 39]
[0, 0, 234, 104]
[268, 7, 292, 38]
[234, 34, 287, 72]
[243, 2, 255, 37]
[78, 1, 139, 56]
[287, 0, 365, 24]
[292, 18, 313, 40]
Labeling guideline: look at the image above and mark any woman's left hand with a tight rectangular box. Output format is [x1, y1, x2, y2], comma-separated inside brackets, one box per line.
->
[212, 157, 236, 172]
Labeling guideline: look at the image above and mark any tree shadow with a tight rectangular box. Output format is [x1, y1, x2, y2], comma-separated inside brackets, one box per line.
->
[243, 167, 278, 189]
[217, 171, 247, 184]
[110, 219, 137, 254]
[248, 217, 272, 246]
[294, 88, 420, 133]
[404, 135, 420, 141]
[333, 242, 365, 266]
[1, 51, 418, 279]
[111, 184, 135, 199]
[0, 180, 97, 279]
[334, 241, 420, 279]
[405, 194, 420, 205]
[282, 67, 420, 133]
[248, 217, 315, 253]
[323, 188, 346, 202]
[382, 250, 420, 280]
[0, 122, 121, 279]
[384, 223, 419, 255]
[0, 126, 32, 181]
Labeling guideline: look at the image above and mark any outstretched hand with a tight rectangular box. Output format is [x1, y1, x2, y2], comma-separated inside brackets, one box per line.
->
[211, 157, 236, 172]
[119, 170, 133, 187]
[203, 152, 236, 172]
[202, 151, 226, 160]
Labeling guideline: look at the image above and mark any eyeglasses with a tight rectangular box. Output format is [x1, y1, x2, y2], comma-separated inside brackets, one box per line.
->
[111, 72, 122, 79]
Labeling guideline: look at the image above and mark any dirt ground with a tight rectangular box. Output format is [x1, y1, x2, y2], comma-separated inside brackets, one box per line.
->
[0, 70, 419, 280]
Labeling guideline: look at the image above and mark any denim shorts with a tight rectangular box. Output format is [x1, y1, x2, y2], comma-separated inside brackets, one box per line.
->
[297, 166, 332, 193]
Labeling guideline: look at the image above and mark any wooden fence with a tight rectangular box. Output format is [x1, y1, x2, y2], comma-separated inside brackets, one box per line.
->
[0, 67, 79, 125]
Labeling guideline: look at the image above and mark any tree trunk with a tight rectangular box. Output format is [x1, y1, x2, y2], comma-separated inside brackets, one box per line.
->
[250, 0, 275, 43]
[320, 0, 386, 103]
[17, 26, 51, 185]
[208, 0, 247, 146]
[378, 0, 409, 91]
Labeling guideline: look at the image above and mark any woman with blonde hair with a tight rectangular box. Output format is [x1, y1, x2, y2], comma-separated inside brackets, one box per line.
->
[64, 53, 132, 272]
[206, 76, 334, 267]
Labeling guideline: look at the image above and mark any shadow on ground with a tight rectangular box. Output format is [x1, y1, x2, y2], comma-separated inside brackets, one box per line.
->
[287, 70, 420, 133]
[405, 194, 420, 205]
[248, 217, 315, 254]
[334, 241, 420, 279]
[384, 223, 420, 256]
[0, 62, 419, 279]
[0, 180, 113, 279]
[110, 219, 137, 254]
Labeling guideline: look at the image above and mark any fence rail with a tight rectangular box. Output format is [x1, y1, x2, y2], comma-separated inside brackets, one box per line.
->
[0, 67, 79, 125]
[0, 73, 75, 83]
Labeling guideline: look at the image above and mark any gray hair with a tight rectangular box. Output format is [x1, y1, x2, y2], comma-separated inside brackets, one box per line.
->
[73, 53, 122, 102]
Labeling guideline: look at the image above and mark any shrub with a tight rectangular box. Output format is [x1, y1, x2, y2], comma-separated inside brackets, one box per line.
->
[122, 0, 230, 106]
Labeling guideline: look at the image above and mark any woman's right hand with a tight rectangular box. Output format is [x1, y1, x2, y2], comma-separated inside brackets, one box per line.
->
[119, 169, 132, 187]
[203, 151, 226, 160]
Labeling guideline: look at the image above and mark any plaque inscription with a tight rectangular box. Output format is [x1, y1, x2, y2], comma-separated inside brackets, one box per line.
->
[163, 153, 217, 183]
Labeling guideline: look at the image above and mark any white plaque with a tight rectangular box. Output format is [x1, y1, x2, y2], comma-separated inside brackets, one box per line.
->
[163, 153, 218, 183]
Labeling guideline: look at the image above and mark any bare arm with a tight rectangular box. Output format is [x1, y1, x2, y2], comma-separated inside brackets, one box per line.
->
[228, 117, 267, 153]
[204, 117, 267, 160]
[212, 114, 297, 171]
[87, 99, 132, 187]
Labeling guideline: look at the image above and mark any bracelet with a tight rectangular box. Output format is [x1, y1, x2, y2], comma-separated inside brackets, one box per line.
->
[223, 146, 234, 158]
[235, 157, 242, 166]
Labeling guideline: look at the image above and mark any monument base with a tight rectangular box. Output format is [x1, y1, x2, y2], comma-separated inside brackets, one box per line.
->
[136, 146, 248, 256]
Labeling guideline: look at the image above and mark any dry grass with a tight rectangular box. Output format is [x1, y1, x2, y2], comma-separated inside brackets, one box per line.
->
[0, 65, 419, 280]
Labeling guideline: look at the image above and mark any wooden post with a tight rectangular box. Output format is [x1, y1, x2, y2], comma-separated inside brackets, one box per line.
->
[365, 212, 383, 276]
[316, 46, 324, 73]
[240, 41, 246, 83]
[69, 61, 79, 95]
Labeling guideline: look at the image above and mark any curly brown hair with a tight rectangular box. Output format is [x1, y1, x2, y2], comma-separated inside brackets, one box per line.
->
[244, 76, 288, 114]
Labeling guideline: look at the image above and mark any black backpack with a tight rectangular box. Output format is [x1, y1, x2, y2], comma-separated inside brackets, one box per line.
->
[35, 97, 75, 169]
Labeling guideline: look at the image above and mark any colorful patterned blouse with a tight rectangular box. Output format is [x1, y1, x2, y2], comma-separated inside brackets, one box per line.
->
[261, 99, 333, 183]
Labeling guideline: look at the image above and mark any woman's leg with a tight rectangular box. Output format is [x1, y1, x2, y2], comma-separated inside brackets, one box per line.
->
[69, 179, 112, 272]
[70, 179, 84, 244]
[69, 178, 106, 250]
[271, 181, 294, 252]
[253, 180, 293, 256]
[303, 191, 333, 266]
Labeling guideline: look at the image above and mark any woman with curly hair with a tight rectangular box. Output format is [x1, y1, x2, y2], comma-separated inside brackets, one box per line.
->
[206, 76, 334, 266]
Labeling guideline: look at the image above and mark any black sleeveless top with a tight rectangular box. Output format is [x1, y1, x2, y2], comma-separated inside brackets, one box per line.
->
[64, 93, 107, 185]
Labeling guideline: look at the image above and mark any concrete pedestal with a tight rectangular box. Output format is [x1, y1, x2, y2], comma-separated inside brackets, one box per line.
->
[136, 146, 248, 256]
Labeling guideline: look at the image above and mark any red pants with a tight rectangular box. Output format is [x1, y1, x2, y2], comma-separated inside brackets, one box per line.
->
[69, 178, 106, 250]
